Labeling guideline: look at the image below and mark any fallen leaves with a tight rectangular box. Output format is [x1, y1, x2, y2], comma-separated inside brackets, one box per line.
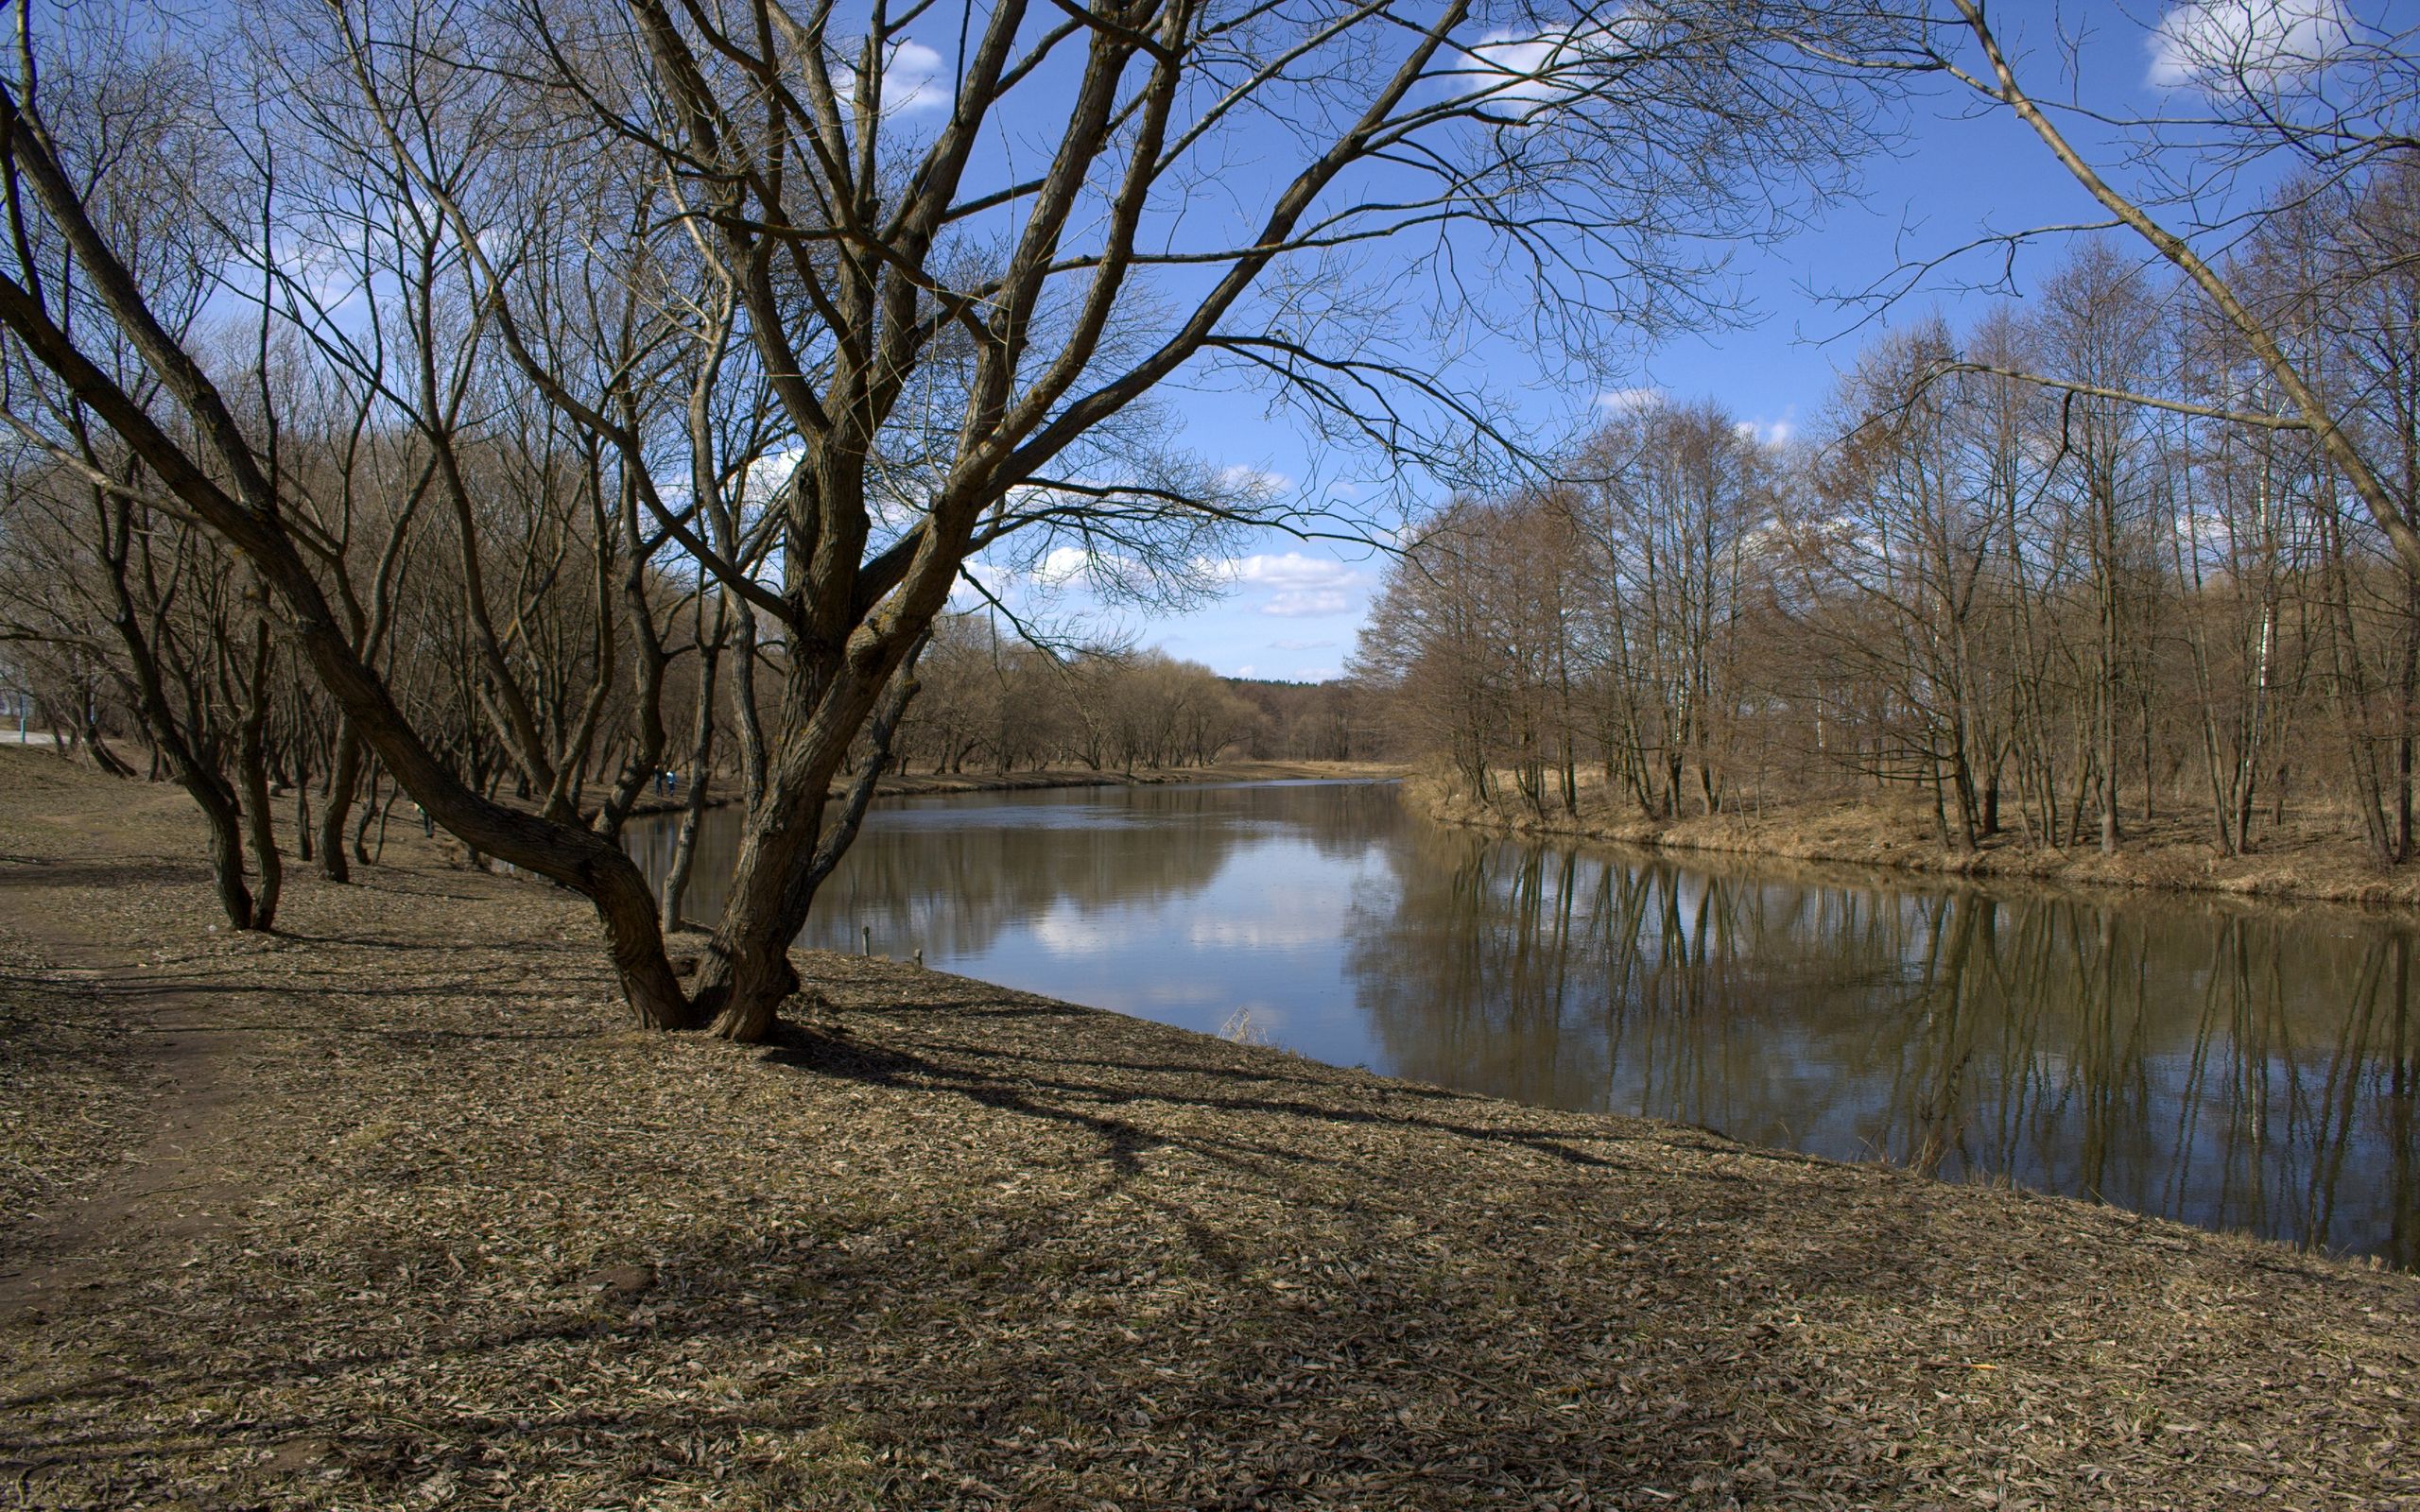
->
[0, 760, 2414, 1509]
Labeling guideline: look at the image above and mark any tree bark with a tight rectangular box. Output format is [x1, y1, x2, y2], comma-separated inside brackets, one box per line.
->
[235, 617, 283, 933]
[320, 717, 362, 882]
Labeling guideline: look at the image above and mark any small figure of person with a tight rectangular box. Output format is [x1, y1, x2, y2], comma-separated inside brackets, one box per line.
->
[418, 801, 433, 837]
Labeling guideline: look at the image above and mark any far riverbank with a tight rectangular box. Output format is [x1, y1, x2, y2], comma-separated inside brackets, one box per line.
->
[865, 756, 1406, 797]
[1412, 770, 2420, 911]
[617, 757, 1403, 818]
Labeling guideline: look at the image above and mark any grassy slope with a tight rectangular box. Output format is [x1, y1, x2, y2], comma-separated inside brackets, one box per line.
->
[0, 747, 2412, 1511]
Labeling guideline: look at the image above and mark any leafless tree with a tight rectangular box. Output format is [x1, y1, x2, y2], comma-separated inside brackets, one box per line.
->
[1896, 2, 2420, 579]
[0, 0, 1894, 1038]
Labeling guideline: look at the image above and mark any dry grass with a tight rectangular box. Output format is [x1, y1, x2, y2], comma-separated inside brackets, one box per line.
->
[1416, 770, 2420, 911]
[1, 747, 2415, 1510]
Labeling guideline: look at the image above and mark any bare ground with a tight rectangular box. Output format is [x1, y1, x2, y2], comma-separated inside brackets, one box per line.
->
[1416, 771, 2420, 911]
[0, 747, 2414, 1510]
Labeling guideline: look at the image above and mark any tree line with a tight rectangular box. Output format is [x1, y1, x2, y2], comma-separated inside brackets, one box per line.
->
[901, 621, 1370, 775]
[0, 464, 1357, 921]
[1355, 168, 2420, 863]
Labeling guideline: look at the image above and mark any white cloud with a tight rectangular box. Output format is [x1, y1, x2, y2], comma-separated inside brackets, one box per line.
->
[1269, 638, 1337, 651]
[1033, 545, 1095, 586]
[840, 39, 948, 115]
[1234, 663, 1256, 678]
[2147, 1, 2349, 89]
[1214, 552, 1360, 591]
[885, 41, 947, 111]
[1735, 409, 1796, 448]
[744, 446, 806, 508]
[1216, 464, 1294, 497]
[1262, 589, 1354, 618]
[1594, 386, 1666, 414]
[1455, 20, 1637, 116]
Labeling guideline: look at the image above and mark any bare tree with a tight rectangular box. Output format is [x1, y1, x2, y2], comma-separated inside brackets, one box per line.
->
[1574, 399, 1772, 817]
[0, 0, 1894, 1038]
[1905, 2, 2420, 579]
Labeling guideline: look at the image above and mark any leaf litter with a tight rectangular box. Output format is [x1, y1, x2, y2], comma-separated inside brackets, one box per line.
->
[0, 751, 2413, 1510]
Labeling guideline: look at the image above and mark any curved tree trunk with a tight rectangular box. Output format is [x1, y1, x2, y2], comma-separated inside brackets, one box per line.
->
[0, 145, 698, 1030]
[235, 618, 283, 933]
[320, 717, 362, 883]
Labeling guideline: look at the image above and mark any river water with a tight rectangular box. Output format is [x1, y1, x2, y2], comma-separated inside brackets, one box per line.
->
[625, 779, 2420, 1265]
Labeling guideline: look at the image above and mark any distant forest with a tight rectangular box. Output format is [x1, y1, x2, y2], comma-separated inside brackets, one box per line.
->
[1353, 190, 2420, 864]
[891, 617, 1378, 773]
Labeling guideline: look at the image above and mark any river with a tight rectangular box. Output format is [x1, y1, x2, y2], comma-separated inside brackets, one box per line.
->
[625, 778, 2420, 1266]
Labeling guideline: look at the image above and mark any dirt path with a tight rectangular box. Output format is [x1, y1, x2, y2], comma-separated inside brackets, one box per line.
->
[0, 950, 249, 1320]
[0, 754, 326, 1338]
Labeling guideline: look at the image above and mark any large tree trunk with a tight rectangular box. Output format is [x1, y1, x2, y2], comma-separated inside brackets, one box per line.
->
[184, 770, 255, 930]
[693, 643, 925, 1040]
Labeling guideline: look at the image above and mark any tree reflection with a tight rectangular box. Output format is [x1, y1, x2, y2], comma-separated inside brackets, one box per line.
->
[626, 782, 1401, 961]
[634, 782, 2415, 1265]
[1350, 824, 2420, 1264]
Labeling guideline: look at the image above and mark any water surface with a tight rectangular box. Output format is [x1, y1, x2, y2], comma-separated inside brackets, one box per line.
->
[627, 780, 2420, 1265]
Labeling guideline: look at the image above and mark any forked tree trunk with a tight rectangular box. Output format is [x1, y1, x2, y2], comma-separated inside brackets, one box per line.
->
[96, 500, 253, 928]
[693, 642, 925, 1040]
[696, 766, 839, 1040]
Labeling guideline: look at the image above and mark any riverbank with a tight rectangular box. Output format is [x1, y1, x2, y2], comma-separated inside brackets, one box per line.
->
[2, 746, 2414, 1509]
[1413, 770, 2420, 910]
[615, 758, 1400, 819]
[865, 757, 1406, 798]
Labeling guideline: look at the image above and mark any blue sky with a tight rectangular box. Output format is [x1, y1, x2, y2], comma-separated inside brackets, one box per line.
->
[204, 0, 2349, 685]
[1030, 0, 2363, 683]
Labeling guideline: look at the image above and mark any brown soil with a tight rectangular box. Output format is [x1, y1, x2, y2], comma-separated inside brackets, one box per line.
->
[1, 747, 2414, 1510]
[1415, 771, 2420, 911]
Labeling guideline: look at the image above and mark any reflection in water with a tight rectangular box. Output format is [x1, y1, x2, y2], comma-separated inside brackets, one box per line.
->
[628, 781, 2420, 1265]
